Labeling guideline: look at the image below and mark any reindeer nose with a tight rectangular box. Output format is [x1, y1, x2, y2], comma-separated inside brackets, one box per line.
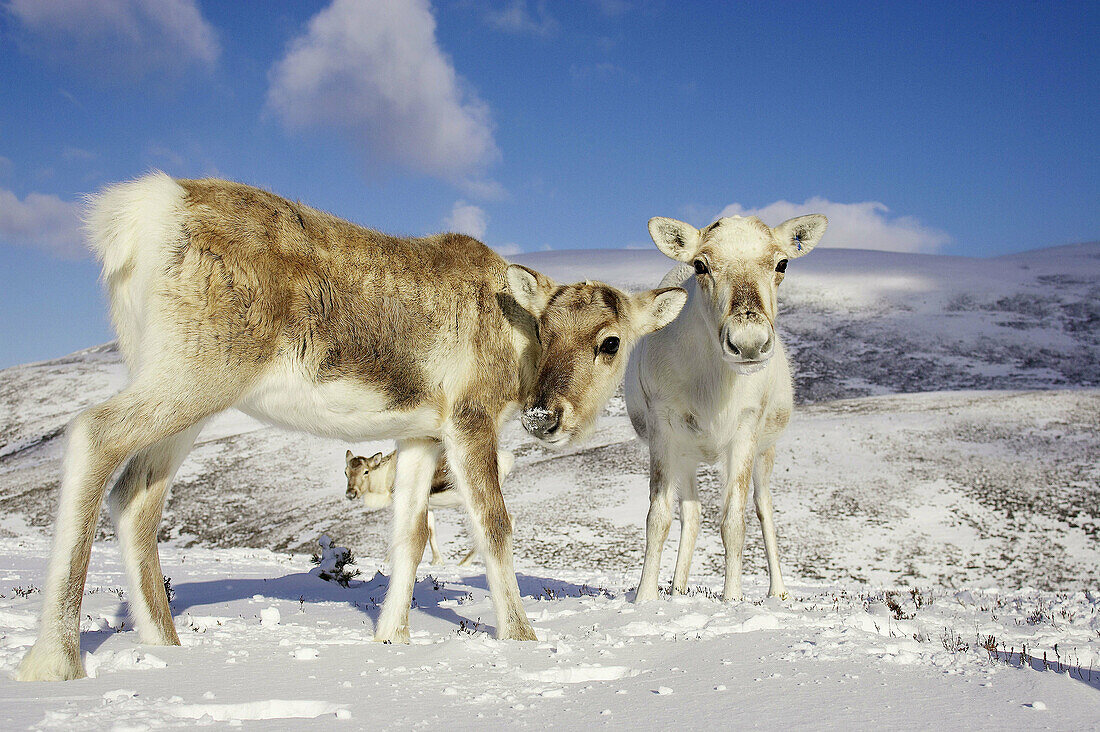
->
[722, 322, 774, 363]
[759, 332, 774, 355]
[345, 488, 357, 500]
[522, 407, 561, 439]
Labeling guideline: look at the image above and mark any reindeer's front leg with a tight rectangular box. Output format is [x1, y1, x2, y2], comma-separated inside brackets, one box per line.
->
[637, 440, 693, 602]
[444, 404, 536, 641]
[375, 438, 440, 643]
[720, 427, 759, 602]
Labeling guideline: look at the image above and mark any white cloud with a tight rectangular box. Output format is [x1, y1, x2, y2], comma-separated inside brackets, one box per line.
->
[7, 0, 220, 79]
[268, 0, 500, 194]
[718, 197, 950, 253]
[485, 1, 557, 36]
[0, 188, 84, 259]
[444, 200, 488, 240]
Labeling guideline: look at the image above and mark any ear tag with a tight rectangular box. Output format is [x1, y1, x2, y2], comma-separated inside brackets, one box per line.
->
[795, 236, 803, 251]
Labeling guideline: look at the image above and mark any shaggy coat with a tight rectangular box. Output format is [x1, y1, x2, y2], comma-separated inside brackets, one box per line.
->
[16, 173, 686, 681]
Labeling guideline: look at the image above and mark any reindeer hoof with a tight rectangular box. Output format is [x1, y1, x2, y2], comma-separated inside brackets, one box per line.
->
[373, 626, 410, 644]
[14, 642, 86, 682]
[500, 621, 538, 641]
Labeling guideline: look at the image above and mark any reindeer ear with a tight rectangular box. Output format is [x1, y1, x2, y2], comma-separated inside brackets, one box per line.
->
[634, 287, 687, 334]
[773, 214, 827, 258]
[505, 264, 557, 317]
[648, 217, 701, 262]
[345, 449, 354, 464]
[368, 452, 384, 468]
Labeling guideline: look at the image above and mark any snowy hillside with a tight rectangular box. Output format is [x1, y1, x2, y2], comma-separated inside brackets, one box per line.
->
[0, 243, 1098, 727]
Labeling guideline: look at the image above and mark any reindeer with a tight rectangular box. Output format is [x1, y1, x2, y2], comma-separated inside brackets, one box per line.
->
[16, 173, 687, 681]
[345, 447, 515, 566]
[626, 213, 827, 603]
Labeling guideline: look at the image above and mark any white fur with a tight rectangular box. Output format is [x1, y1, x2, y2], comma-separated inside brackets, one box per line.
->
[628, 213, 826, 603]
[373, 440, 440, 643]
[13, 421, 97, 681]
[240, 361, 441, 441]
[85, 171, 187, 373]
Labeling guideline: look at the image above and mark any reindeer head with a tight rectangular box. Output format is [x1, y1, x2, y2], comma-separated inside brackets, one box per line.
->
[344, 449, 394, 508]
[506, 265, 686, 445]
[647, 214, 827, 374]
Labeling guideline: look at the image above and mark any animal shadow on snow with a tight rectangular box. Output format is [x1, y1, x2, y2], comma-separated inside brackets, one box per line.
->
[165, 570, 603, 638]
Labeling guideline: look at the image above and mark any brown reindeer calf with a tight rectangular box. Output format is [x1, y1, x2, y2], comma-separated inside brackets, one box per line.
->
[17, 172, 686, 680]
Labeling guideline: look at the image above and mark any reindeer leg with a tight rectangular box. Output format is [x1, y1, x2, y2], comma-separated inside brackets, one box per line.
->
[426, 511, 443, 565]
[17, 378, 228, 681]
[671, 471, 700, 595]
[108, 422, 205, 646]
[375, 439, 439, 643]
[753, 446, 788, 599]
[720, 433, 758, 602]
[637, 445, 692, 602]
[445, 404, 535, 641]
[457, 546, 478, 567]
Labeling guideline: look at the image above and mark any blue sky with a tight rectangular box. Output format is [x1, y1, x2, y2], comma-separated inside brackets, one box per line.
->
[0, 0, 1097, 368]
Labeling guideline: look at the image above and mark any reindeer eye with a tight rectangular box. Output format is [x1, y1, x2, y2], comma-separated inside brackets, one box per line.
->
[693, 259, 708, 275]
[775, 259, 788, 273]
[599, 336, 620, 355]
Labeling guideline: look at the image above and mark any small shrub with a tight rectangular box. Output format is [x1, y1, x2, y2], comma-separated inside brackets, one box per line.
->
[310, 535, 361, 587]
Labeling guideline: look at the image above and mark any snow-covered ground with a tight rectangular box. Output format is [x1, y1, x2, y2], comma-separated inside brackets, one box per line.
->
[0, 244, 1098, 727]
[0, 539, 1097, 728]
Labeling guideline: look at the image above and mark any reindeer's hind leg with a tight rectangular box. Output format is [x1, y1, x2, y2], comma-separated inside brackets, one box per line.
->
[17, 376, 242, 681]
[425, 510, 443, 565]
[108, 422, 205, 646]
[457, 546, 477, 567]
[752, 447, 787, 599]
[671, 472, 700, 595]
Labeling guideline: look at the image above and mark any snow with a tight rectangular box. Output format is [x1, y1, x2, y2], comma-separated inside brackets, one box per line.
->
[0, 538, 1097, 728]
[0, 243, 1098, 727]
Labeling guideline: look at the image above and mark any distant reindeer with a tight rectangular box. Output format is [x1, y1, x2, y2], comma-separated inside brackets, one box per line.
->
[345, 447, 515, 566]
[626, 213, 827, 602]
[16, 173, 686, 681]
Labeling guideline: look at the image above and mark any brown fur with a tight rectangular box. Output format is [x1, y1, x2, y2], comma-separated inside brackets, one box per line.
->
[18, 174, 687, 680]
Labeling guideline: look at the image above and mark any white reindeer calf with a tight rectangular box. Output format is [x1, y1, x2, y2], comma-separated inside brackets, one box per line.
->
[345, 448, 515, 566]
[626, 213, 827, 602]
